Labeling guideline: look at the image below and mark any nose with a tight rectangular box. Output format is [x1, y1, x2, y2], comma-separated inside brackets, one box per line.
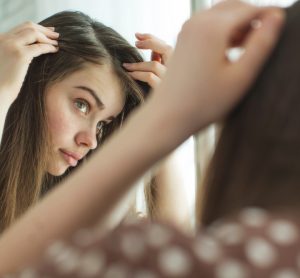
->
[75, 128, 98, 150]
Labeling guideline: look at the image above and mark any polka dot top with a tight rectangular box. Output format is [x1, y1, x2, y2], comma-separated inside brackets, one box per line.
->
[10, 208, 300, 277]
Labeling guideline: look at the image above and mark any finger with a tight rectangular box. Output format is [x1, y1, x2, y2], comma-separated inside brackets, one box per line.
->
[213, 1, 278, 40]
[16, 28, 59, 46]
[233, 9, 285, 86]
[151, 52, 162, 63]
[135, 34, 172, 64]
[128, 71, 161, 88]
[135, 33, 156, 41]
[229, 6, 279, 46]
[46, 27, 55, 31]
[123, 61, 166, 78]
[135, 38, 170, 53]
[26, 43, 59, 58]
[135, 33, 165, 63]
[10, 22, 59, 40]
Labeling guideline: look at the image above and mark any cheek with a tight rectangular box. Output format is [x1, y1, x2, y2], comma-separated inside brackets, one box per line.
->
[48, 114, 65, 132]
[47, 110, 74, 146]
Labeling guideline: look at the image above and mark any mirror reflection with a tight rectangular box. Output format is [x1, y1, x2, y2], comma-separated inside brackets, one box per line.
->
[0, 0, 196, 234]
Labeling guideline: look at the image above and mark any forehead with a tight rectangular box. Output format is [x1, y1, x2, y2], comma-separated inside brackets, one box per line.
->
[54, 62, 125, 107]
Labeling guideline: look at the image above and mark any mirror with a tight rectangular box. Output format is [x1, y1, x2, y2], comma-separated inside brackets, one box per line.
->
[0, 0, 199, 233]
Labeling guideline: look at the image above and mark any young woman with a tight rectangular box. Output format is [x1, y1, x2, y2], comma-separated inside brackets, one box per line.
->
[0, 0, 285, 276]
[0, 10, 191, 235]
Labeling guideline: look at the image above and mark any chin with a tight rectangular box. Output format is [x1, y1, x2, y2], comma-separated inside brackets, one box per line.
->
[47, 165, 69, 176]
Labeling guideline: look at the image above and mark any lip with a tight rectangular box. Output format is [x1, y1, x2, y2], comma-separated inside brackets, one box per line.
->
[60, 150, 83, 167]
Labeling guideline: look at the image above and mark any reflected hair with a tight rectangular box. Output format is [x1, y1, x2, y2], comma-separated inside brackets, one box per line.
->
[198, 2, 300, 226]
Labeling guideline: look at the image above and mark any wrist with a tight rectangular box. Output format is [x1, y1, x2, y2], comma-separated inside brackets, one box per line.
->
[132, 94, 189, 158]
[149, 86, 193, 143]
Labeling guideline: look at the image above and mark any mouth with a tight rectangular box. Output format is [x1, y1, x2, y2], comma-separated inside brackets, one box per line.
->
[60, 149, 81, 167]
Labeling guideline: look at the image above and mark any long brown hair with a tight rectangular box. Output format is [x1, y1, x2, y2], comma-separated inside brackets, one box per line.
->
[0, 11, 149, 232]
[198, 2, 300, 227]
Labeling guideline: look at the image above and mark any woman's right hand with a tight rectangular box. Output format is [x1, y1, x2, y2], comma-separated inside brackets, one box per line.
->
[154, 0, 285, 137]
[0, 21, 59, 104]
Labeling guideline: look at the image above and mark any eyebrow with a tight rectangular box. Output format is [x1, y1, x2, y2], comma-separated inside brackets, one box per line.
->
[74, 85, 116, 123]
[74, 86, 104, 109]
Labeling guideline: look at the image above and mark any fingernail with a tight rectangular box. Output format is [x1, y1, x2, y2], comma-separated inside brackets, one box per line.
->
[48, 27, 55, 31]
[123, 63, 131, 67]
[135, 41, 142, 46]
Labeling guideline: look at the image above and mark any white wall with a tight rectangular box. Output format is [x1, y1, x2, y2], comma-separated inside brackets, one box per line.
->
[192, 0, 297, 8]
[0, 0, 36, 32]
[1, 0, 190, 49]
[34, 0, 190, 46]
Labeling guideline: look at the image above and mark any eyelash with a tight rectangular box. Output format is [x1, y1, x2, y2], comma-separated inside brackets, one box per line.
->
[74, 99, 105, 136]
[74, 99, 90, 115]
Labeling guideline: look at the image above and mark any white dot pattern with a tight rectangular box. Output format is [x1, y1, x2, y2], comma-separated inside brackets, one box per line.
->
[193, 235, 221, 263]
[216, 259, 249, 278]
[103, 263, 129, 278]
[50, 245, 80, 274]
[245, 237, 278, 268]
[121, 232, 146, 261]
[18, 269, 37, 278]
[45, 241, 66, 258]
[271, 269, 299, 278]
[13, 208, 300, 278]
[213, 222, 245, 245]
[77, 250, 106, 276]
[55, 251, 80, 274]
[240, 207, 268, 228]
[145, 223, 172, 248]
[158, 246, 192, 276]
[268, 220, 298, 245]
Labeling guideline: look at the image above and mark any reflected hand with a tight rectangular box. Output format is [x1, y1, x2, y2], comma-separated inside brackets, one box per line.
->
[0, 21, 59, 103]
[123, 33, 173, 88]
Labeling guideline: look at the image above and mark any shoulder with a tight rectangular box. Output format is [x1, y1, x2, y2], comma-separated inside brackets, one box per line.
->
[15, 208, 300, 277]
[198, 207, 300, 277]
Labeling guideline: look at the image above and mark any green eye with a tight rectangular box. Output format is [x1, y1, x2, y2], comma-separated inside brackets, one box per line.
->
[75, 99, 90, 114]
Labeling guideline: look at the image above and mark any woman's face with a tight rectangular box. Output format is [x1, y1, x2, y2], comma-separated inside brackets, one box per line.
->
[45, 63, 125, 176]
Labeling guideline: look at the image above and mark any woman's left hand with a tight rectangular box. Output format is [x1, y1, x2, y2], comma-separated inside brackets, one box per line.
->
[123, 33, 173, 88]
